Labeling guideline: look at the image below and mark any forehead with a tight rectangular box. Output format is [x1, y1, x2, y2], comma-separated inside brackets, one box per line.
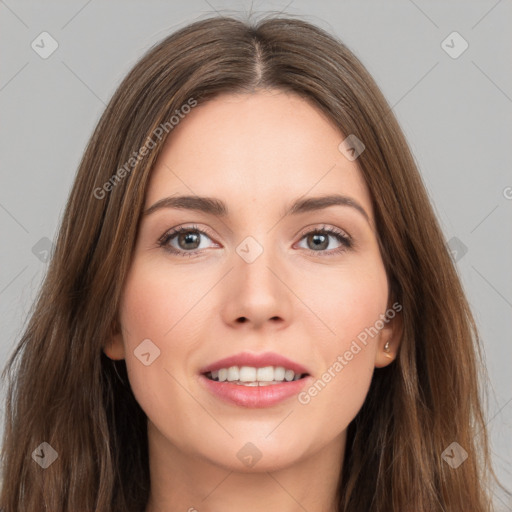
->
[145, 90, 373, 221]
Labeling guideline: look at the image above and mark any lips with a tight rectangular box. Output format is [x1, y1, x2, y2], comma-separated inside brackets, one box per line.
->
[198, 351, 312, 408]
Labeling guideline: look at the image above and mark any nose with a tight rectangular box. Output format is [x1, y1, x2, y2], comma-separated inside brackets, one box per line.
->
[220, 241, 293, 331]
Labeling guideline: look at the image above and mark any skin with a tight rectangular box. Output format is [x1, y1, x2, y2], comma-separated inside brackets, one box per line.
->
[104, 90, 402, 512]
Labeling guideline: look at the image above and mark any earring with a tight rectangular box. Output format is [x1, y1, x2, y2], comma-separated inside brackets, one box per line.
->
[384, 340, 391, 353]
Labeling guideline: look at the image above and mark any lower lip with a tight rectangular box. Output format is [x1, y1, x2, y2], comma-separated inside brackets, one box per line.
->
[199, 374, 312, 408]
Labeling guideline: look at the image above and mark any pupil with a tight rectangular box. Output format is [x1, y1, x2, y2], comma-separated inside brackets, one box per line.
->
[179, 232, 200, 249]
[310, 233, 327, 250]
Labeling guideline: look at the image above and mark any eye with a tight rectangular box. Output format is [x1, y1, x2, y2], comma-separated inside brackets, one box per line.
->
[158, 223, 353, 258]
[158, 224, 218, 257]
[295, 225, 352, 256]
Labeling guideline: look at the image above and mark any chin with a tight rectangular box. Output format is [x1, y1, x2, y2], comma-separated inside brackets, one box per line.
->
[200, 431, 312, 472]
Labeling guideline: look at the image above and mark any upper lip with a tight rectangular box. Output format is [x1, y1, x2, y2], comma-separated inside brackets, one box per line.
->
[199, 351, 311, 376]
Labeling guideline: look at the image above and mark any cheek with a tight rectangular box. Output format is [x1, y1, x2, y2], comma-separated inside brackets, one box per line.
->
[296, 257, 387, 425]
[296, 311, 380, 442]
[302, 253, 389, 346]
[115, 263, 194, 413]
[118, 260, 205, 345]
[120, 276, 169, 341]
[115, 259, 222, 422]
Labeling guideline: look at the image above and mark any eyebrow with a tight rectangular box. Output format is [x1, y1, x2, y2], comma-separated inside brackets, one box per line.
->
[143, 193, 370, 224]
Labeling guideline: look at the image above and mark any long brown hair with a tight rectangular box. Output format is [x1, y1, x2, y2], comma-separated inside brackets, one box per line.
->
[0, 13, 502, 511]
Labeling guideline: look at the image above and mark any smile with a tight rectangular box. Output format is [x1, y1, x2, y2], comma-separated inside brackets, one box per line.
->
[204, 365, 307, 385]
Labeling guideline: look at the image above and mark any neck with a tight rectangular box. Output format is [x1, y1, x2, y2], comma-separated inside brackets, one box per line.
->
[144, 421, 345, 512]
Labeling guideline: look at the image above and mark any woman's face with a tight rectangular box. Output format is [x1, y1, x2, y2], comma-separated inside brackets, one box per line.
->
[106, 90, 400, 473]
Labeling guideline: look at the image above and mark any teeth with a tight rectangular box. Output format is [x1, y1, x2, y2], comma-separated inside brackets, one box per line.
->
[205, 365, 305, 383]
[256, 366, 274, 382]
[227, 366, 239, 381]
[239, 366, 257, 382]
[284, 369, 295, 382]
[274, 366, 285, 380]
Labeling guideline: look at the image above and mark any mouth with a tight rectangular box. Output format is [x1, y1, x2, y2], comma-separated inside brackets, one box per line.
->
[198, 351, 312, 407]
[203, 365, 310, 386]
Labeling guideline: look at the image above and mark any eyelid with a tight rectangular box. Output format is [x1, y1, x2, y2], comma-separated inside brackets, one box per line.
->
[157, 223, 216, 245]
[295, 223, 352, 243]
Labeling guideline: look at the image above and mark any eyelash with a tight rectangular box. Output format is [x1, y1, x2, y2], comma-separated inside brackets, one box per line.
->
[157, 223, 353, 258]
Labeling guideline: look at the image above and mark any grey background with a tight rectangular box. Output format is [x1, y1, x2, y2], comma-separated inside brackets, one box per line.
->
[1, 0, 511, 507]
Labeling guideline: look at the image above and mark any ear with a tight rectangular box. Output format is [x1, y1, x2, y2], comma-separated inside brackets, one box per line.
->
[374, 303, 403, 369]
[103, 318, 126, 360]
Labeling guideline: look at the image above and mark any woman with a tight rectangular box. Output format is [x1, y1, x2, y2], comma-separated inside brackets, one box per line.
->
[0, 14, 502, 511]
